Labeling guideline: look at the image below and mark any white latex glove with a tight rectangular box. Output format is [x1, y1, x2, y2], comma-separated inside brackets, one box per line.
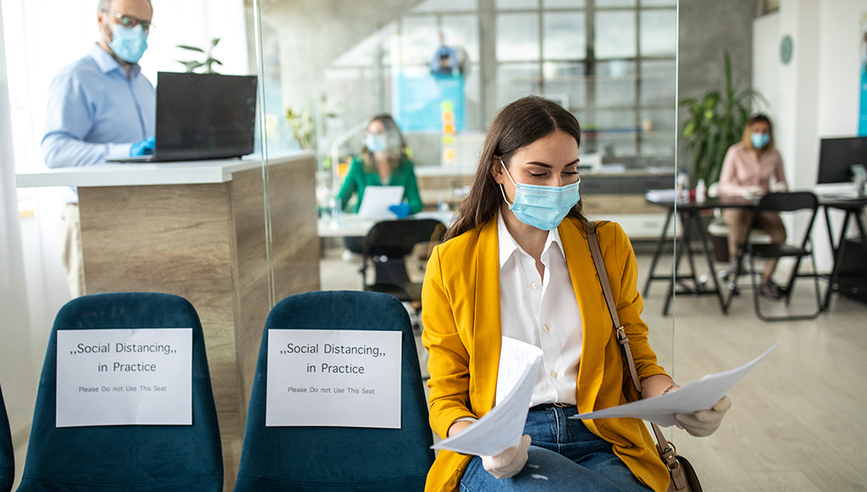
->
[741, 186, 763, 198]
[481, 434, 532, 479]
[771, 181, 788, 193]
[674, 395, 732, 437]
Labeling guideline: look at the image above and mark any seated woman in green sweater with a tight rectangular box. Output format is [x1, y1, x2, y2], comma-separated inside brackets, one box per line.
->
[336, 114, 423, 218]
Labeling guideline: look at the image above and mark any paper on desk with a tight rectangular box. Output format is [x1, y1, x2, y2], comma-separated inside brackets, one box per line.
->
[572, 342, 778, 427]
[357, 185, 405, 218]
[432, 337, 543, 456]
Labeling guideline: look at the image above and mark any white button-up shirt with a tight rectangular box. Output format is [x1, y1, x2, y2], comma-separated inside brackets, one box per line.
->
[496, 212, 582, 407]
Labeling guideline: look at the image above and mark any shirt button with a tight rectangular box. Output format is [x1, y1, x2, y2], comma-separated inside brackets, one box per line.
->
[543, 325, 550, 333]
[531, 283, 538, 290]
[550, 371, 558, 378]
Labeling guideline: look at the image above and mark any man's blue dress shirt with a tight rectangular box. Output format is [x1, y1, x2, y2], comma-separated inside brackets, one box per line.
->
[42, 43, 155, 169]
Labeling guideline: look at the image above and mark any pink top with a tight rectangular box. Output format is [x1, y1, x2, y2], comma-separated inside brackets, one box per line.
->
[718, 142, 787, 196]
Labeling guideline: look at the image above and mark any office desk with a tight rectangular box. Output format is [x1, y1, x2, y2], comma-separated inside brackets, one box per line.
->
[317, 210, 456, 238]
[17, 152, 319, 491]
[821, 196, 867, 309]
[644, 196, 757, 315]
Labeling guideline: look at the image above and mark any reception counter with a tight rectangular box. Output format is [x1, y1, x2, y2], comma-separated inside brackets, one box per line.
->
[17, 152, 321, 490]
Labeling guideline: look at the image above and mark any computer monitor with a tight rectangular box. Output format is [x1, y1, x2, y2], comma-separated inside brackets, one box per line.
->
[154, 71, 258, 161]
[817, 136, 867, 184]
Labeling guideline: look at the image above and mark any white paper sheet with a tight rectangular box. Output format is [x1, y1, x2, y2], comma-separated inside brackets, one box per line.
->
[357, 186, 405, 218]
[572, 342, 778, 427]
[56, 328, 193, 427]
[432, 337, 543, 456]
[266, 329, 402, 428]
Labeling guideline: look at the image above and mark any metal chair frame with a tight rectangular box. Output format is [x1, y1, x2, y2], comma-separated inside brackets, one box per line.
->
[724, 192, 823, 322]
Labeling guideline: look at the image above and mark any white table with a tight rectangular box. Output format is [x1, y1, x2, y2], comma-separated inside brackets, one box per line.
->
[317, 210, 456, 238]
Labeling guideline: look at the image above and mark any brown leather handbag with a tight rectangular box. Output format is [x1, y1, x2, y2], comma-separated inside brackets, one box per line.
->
[586, 221, 703, 492]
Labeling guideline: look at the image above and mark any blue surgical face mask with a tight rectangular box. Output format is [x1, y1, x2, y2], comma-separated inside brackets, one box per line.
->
[365, 134, 388, 153]
[499, 158, 580, 231]
[751, 133, 770, 149]
[107, 23, 148, 63]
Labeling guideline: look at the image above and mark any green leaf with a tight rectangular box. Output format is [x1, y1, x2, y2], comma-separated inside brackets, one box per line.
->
[176, 45, 205, 53]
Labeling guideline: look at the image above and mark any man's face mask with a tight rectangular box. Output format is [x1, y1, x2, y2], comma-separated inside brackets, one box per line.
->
[106, 23, 149, 63]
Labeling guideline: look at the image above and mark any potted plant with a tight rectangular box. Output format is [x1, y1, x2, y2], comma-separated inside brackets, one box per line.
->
[680, 52, 766, 186]
[176, 38, 223, 74]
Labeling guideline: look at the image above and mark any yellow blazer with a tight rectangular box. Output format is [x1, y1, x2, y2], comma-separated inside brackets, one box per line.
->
[421, 216, 670, 492]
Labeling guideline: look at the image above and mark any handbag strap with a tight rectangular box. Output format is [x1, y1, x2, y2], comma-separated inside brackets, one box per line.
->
[585, 221, 690, 491]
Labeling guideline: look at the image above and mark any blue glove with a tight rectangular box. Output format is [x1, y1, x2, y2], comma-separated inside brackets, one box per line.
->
[388, 202, 412, 219]
[130, 137, 155, 156]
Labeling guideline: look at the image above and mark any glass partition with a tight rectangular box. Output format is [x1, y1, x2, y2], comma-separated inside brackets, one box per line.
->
[251, 0, 679, 381]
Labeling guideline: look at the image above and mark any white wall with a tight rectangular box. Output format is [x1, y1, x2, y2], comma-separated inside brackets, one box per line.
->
[753, 0, 867, 271]
[817, 0, 867, 136]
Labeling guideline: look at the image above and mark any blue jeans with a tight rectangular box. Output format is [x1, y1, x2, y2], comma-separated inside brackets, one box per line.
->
[459, 406, 653, 492]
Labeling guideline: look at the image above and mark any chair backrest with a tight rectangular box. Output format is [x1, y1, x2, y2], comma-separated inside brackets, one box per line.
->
[750, 191, 819, 248]
[0, 386, 13, 492]
[363, 218, 445, 259]
[17, 293, 222, 492]
[754, 191, 818, 214]
[234, 291, 434, 492]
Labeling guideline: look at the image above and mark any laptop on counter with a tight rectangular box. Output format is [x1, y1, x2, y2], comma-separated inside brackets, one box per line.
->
[107, 71, 258, 163]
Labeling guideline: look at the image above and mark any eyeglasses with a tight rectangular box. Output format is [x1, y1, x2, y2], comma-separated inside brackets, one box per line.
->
[102, 10, 154, 33]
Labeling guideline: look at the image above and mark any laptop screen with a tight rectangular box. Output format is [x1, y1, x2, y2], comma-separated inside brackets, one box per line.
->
[155, 71, 257, 161]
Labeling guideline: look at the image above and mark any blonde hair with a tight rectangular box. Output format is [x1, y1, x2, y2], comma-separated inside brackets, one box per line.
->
[742, 114, 775, 152]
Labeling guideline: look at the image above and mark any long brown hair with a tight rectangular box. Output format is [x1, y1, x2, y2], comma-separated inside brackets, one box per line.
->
[445, 96, 585, 240]
[361, 114, 408, 175]
[742, 113, 776, 153]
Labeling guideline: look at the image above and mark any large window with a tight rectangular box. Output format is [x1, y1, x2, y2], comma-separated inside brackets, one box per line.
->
[292, 0, 677, 171]
[495, 0, 677, 168]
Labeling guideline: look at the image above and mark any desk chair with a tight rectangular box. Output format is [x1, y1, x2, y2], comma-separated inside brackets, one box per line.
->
[723, 192, 822, 322]
[233, 291, 434, 492]
[17, 293, 223, 492]
[361, 218, 445, 304]
[1, 386, 13, 492]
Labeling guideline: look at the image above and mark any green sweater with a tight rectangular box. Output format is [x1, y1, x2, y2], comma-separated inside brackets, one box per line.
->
[336, 155, 424, 214]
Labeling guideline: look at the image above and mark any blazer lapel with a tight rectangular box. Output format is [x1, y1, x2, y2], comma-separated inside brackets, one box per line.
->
[559, 218, 610, 413]
[471, 218, 503, 415]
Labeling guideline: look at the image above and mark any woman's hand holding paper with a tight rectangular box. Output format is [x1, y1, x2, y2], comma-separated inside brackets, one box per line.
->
[674, 395, 732, 437]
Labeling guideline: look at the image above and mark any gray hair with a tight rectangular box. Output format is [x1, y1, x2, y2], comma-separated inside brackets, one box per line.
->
[98, 0, 151, 11]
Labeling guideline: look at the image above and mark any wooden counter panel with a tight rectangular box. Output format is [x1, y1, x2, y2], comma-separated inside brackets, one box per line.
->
[76, 156, 320, 491]
[229, 157, 321, 419]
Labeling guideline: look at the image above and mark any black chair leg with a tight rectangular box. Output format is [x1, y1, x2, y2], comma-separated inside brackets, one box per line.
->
[753, 254, 822, 322]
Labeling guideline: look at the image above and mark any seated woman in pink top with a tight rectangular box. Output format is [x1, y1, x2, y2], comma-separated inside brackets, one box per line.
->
[718, 114, 788, 298]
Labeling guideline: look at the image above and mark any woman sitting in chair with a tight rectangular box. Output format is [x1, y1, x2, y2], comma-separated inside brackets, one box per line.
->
[337, 114, 424, 255]
[719, 113, 789, 298]
[421, 96, 731, 492]
[336, 114, 423, 218]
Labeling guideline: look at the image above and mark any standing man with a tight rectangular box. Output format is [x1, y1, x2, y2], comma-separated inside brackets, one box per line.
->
[43, 0, 156, 298]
